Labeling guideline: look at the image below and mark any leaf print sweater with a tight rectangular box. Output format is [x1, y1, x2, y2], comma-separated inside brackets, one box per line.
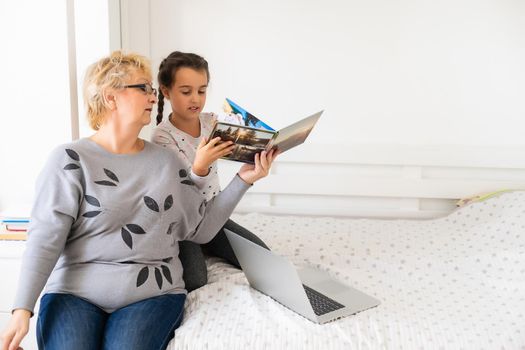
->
[13, 138, 250, 313]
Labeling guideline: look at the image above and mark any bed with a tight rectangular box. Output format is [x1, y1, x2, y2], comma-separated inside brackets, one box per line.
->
[167, 190, 525, 349]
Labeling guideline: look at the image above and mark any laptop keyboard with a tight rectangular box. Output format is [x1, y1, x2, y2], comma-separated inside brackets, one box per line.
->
[303, 284, 345, 316]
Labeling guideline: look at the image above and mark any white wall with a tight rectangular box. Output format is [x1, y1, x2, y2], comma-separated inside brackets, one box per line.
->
[1, 1, 524, 219]
[0, 1, 113, 217]
[74, 0, 114, 138]
[0, 1, 72, 216]
[129, 0, 525, 146]
[119, 0, 525, 217]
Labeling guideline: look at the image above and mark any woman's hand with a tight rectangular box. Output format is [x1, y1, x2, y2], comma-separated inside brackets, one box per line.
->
[1, 309, 31, 350]
[193, 137, 235, 176]
[237, 149, 277, 185]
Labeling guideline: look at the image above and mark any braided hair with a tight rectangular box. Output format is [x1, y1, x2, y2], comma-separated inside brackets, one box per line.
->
[156, 51, 210, 125]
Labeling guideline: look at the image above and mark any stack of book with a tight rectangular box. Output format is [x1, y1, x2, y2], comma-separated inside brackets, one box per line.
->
[0, 217, 29, 240]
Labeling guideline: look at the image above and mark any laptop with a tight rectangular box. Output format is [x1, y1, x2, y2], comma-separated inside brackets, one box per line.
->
[225, 229, 380, 324]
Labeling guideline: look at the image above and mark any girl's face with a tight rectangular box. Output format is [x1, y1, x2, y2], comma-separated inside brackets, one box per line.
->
[162, 67, 208, 122]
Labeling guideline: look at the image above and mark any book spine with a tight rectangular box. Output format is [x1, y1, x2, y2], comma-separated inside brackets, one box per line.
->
[5, 225, 28, 232]
[266, 132, 278, 152]
[0, 224, 28, 240]
[0, 232, 28, 240]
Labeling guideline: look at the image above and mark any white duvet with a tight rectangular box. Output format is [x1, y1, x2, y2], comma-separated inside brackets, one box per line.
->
[168, 191, 525, 350]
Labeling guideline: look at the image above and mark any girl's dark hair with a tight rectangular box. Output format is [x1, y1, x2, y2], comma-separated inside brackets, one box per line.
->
[156, 51, 210, 125]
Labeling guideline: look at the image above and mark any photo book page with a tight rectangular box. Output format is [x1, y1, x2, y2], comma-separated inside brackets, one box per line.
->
[210, 99, 322, 164]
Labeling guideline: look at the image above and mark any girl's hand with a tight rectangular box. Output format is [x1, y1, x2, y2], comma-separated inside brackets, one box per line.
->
[237, 149, 277, 185]
[193, 137, 235, 176]
[1, 309, 31, 350]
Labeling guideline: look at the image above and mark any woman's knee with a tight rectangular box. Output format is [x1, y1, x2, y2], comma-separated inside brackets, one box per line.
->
[37, 293, 106, 350]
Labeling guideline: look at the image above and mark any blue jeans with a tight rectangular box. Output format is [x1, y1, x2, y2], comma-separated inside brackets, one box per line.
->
[37, 293, 186, 350]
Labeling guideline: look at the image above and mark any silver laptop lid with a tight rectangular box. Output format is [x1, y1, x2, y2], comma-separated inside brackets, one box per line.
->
[224, 229, 318, 322]
[225, 229, 381, 324]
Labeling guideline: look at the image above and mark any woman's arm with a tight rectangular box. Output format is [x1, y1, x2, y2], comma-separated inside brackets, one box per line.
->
[1, 147, 80, 350]
[182, 150, 276, 244]
[13, 147, 79, 313]
[0, 309, 31, 350]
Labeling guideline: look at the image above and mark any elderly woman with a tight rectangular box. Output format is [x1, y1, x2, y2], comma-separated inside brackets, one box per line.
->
[0, 51, 275, 350]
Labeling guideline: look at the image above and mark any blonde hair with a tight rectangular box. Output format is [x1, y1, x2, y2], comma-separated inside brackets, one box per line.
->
[83, 51, 152, 130]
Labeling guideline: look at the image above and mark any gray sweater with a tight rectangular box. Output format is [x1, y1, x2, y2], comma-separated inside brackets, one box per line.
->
[13, 138, 249, 313]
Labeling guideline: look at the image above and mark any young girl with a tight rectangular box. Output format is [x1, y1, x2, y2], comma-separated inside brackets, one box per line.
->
[151, 51, 270, 292]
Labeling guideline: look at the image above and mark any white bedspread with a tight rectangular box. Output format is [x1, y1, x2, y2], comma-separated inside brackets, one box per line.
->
[168, 191, 525, 350]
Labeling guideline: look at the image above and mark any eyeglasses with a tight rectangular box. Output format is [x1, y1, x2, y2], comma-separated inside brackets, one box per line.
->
[123, 83, 157, 97]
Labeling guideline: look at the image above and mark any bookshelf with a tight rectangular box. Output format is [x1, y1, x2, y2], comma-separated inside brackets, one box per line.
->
[0, 226, 27, 241]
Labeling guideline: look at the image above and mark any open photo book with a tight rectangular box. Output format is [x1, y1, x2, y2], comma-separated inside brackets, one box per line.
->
[210, 98, 323, 164]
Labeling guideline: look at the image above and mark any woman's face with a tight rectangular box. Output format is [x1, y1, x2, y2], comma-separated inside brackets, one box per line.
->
[162, 67, 208, 122]
[113, 71, 157, 127]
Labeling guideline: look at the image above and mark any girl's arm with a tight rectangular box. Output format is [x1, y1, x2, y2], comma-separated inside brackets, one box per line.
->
[192, 137, 234, 176]
[151, 128, 231, 188]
